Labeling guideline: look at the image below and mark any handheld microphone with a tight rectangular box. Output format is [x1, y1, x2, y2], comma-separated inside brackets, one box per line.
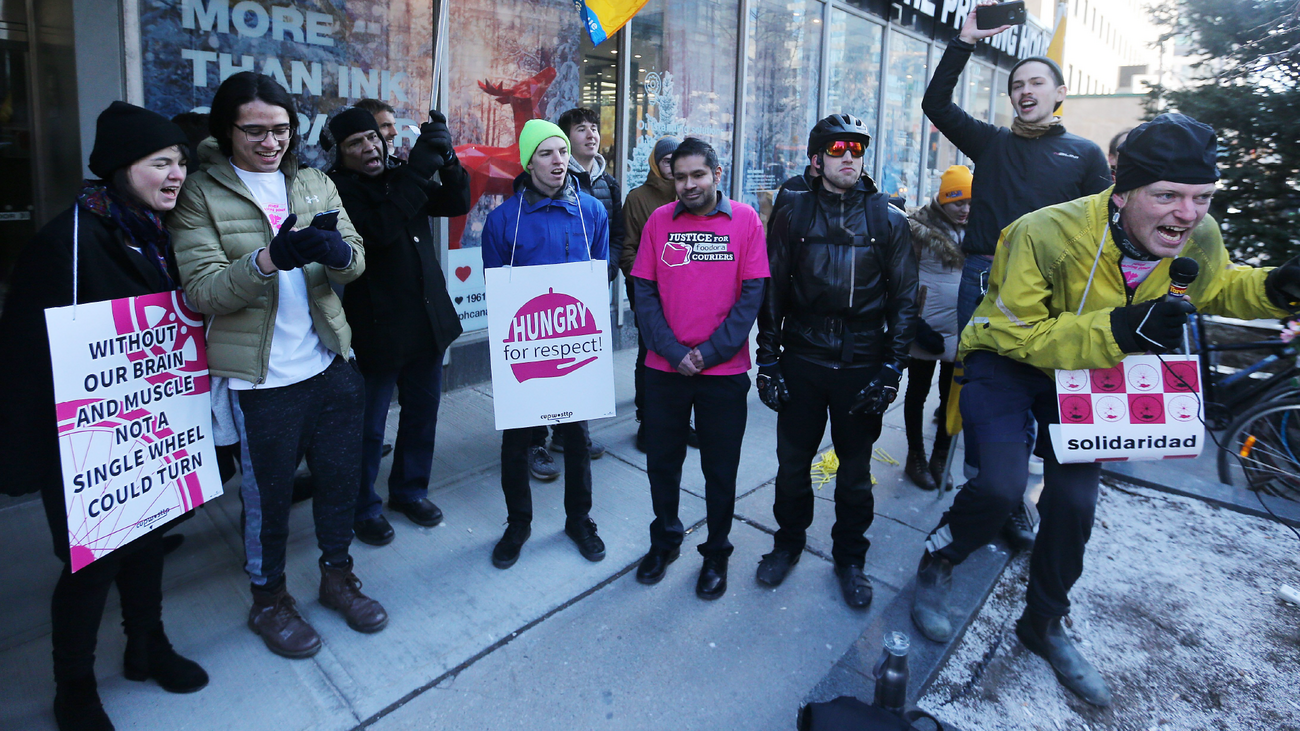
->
[1166, 257, 1199, 301]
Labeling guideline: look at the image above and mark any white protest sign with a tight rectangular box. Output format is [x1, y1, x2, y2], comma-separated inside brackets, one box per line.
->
[45, 291, 223, 572]
[486, 261, 616, 430]
[1048, 354, 1204, 464]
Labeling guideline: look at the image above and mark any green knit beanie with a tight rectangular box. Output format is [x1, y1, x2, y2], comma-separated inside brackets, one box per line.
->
[519, 118, 569, 170]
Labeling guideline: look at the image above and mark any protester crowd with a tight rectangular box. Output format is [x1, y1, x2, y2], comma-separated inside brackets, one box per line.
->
[4, 3, 1300, 730]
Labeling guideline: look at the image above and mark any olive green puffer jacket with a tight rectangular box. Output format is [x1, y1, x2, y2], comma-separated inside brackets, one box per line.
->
[169, 138, 364, 383]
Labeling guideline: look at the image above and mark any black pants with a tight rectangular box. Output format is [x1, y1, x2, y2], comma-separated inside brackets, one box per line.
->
[236, 357, 364, 586]
[933, 351, 1101, 618]
[773, 355, 883, 566]
[644, 369, 749, 557]
[502, 421, 591, 525]
[628, 280, 649, 422]
[904, 359, 954, 454]
[49, 533, 165, 682]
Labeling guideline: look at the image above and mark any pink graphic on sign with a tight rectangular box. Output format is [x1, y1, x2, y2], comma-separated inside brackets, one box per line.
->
[1059, 394, 1093, 424]
[1091, 364, 1125, 393]
[502, 288, 603, 382]
[1168, 394, 1199, 422]
[1162, 360, 1199, 392]
[1057, 370, 1089, 392]
[1095, 395, 1127, 423]
[1128, 394, 1165, 424]
[1125, 363, 1160, 392]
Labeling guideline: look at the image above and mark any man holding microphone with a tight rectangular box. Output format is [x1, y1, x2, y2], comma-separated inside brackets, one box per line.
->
[910, 113, 1300, 705]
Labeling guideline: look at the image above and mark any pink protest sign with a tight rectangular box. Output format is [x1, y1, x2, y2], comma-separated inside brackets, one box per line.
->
[1048, 355, 1204, 464]
[44, 292, 223, 571]
[486, 261, 616, 430]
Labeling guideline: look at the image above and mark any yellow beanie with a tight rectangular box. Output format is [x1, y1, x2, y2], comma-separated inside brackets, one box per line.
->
[938, 165, 972, 203]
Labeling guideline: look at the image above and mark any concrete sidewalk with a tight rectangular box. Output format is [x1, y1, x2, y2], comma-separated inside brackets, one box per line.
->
[0, 346, 968, 731]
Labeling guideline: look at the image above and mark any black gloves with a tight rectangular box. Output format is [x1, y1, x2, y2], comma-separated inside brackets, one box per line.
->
[268, 215, 307, 271]
[1110, 298, 1197, 354]
[914, 318, 945, 355]
[294, 227, 352, 269]
[756, 363, 789, 412]
[264, 214, 351, 271]
[1265, 255, 1300, 313]
[850, 364, 902, 416]
[407, 110, 455, 180]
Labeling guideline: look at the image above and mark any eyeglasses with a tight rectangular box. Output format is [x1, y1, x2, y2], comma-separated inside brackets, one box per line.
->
[234, 124, 293, 143]
[824, 140, 865, 158]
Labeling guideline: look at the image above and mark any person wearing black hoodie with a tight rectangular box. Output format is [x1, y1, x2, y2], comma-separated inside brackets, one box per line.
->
[923, 2, 1111, 548]
[0, 102, 208, 731]
[326, 107, 470, 546]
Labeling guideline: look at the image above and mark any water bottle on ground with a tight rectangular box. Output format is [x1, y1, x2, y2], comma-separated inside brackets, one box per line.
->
[873, 630, 910, 714]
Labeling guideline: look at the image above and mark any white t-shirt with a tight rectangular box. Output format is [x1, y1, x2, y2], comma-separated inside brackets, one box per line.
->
[229, 165, 334, 391]
[1120, 256, 1162, 290]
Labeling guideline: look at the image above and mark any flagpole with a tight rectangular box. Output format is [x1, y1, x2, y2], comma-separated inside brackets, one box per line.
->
[430, 0, 450, 112]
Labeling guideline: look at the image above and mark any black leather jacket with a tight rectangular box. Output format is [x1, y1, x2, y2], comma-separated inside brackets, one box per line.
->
[757, 178, 918, 368]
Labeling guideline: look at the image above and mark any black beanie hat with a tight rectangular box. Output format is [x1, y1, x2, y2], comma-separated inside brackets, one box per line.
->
[1114, 113, 1219, 194]
[89, 101, 191, 180]
[1008, 56, 1066, 113]
[328, 107, 386, 158]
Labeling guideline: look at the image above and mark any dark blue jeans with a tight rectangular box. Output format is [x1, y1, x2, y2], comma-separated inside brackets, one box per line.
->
[356, 353, 444, 521]
[936, 351, 1101, 618]
[644, 368, 748, 557]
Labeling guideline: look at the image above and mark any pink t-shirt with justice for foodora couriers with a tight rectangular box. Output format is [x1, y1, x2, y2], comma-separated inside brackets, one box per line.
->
[631, 199, 770, 375]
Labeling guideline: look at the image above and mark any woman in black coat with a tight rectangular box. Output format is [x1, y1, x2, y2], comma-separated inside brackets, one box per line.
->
[0, 102, 208, 731]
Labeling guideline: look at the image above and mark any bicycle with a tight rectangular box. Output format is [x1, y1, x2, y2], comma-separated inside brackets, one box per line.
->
[1190, 314, 1300, 430]
[1216, 397, 1300, 498]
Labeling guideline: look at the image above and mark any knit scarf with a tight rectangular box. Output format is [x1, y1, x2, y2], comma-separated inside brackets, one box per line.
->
[77, 181, 176, 289]
[1010, 115, 1062, 139]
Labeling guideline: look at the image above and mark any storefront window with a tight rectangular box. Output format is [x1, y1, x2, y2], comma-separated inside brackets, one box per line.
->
[993, 68, 1012, 129]
[880, 31, 928, 206]
[626, 0, 738, 191]
[445, 0, 582, 330]
[965, 61, 995, 125]
[826, 8, 883, 175]
[579, 32, 619, 177]
[741, 0, 822, 208]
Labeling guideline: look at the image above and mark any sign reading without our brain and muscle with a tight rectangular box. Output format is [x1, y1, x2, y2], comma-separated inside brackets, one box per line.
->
[1048, 355, 1205, 464]
[45, 292, 223, 572]
[485, 261, 616, 431]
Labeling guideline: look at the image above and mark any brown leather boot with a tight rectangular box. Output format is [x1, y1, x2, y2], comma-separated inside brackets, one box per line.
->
[248, 583, 322, 659]
[319, 557, 388, 633]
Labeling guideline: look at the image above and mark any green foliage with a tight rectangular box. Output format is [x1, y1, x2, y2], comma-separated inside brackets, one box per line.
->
[1145, 0, 1300, 265]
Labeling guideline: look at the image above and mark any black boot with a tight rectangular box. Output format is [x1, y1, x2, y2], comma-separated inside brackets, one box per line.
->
[1002, 502, 1037, 552]
[123, 623, 209, 693]
[53, 675, 114, 731]
[1015, 610, 1113, 707]
[928, 442, 951, 490]
[905, 448, 937, 490]
[911, 551, 954, 642]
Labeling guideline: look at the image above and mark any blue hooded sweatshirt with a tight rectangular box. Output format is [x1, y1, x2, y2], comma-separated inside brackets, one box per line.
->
[482, 173, 609, 269]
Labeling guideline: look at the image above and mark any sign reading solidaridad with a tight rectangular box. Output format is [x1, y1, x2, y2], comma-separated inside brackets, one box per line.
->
[485, 261, 616, 430]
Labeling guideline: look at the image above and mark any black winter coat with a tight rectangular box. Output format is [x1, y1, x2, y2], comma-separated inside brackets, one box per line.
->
[758, 179, 919, 369]
[330, 159, 470, 371]
[923, 40, 1112, 257]
[0, 206, 179, 559]
[567, 158, 624, 281]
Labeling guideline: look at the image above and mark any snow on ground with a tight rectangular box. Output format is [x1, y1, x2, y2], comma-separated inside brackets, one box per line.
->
[920, 480, 1300, 731]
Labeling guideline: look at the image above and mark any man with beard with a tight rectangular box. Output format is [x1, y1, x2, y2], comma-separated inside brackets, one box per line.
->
[755, 113, 918, 609]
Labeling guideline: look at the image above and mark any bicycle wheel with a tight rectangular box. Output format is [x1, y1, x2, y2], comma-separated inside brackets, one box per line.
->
[1217, 398, 1300, 500]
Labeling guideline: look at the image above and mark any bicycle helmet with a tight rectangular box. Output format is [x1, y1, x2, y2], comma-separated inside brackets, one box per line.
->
[807, 113, 872, 157]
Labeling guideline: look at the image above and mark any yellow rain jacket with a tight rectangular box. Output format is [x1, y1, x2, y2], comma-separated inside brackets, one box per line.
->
[959, 187, 1287, 373]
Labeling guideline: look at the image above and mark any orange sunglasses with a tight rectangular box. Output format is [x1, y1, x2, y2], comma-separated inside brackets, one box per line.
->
[824, 140, 865, 158]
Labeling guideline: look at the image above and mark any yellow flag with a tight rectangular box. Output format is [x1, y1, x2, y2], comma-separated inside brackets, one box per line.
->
[1047, 0, 1069, 114]
[576, 0, 651, 45]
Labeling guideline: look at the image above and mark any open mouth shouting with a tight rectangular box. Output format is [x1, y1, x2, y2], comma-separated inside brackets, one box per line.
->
[1155, 224, 1189, 246]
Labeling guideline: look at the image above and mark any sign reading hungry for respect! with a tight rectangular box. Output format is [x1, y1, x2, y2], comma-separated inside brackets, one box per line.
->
[485, 261, 616, 430]
[1048, 355, 1204, 464]
[45, 292, 223, 572]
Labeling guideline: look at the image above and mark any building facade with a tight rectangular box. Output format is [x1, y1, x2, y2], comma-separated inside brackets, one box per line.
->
[1, 0, 1052, 386]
